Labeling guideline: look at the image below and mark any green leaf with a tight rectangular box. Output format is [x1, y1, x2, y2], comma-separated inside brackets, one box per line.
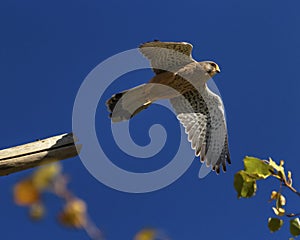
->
[234, 171, 257, 198]
[269, 158, 287, 182]
[290, 218, 300, 237]
[244, 156, 273, 179]
[268, 218, 283, 232]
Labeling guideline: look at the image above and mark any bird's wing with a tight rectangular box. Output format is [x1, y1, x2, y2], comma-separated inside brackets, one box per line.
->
[170, 87, 231, 173]
[139, 40, 195, 74]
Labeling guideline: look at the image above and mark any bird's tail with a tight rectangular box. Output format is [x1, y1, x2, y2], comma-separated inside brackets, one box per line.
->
[106, 84, 152, 122]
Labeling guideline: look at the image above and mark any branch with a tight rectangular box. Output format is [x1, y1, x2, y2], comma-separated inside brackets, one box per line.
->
[0, 133, 81, 176]
[284, 182, 300, 197]
[270, 164, 300, 198]
[273, 173, 300, 198]
[286, 213, 300, 217]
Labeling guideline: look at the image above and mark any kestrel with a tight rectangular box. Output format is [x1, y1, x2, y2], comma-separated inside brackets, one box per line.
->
[106, 40, 231, 173]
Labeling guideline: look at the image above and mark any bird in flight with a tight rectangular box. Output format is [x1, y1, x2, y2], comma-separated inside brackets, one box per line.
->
[106, 40, 230, 173]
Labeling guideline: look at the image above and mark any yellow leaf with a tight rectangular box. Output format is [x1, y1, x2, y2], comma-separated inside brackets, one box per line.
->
[32, 163, 61, 190]
[270, 191, 278, 200]
[134, 229, 157, 240]
[272, 207, 285, 216]
[29, 202, 45, 220]
[58, 199, 87, 228]
[279, 194, 286, 206]
[14, 179, 40, 206]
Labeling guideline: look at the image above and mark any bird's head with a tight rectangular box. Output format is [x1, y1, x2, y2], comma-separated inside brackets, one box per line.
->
[200, 61, 221, 77]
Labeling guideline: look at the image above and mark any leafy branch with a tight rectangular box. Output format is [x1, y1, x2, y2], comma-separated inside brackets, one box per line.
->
[234, 156, 300, 237]
[13, 163, 104, 240]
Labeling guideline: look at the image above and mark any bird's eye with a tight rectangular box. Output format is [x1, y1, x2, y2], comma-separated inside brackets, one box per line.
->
[210, 63, 216, 68]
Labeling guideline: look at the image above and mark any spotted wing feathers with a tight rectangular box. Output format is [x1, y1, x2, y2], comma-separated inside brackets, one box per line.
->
[170, 89, 230, 173]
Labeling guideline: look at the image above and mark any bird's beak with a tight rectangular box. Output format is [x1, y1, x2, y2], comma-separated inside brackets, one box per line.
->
[216, 65, 221, 73]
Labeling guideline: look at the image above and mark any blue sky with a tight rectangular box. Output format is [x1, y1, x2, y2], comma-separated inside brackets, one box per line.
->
[1, 0, 300, 239]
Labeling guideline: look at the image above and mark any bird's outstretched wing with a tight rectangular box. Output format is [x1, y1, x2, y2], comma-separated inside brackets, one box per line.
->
[139, 40, 195, 74]
[170, 87, 231, 173]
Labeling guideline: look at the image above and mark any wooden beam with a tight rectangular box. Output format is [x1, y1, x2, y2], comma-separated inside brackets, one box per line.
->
[0, 133, 81, 176]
